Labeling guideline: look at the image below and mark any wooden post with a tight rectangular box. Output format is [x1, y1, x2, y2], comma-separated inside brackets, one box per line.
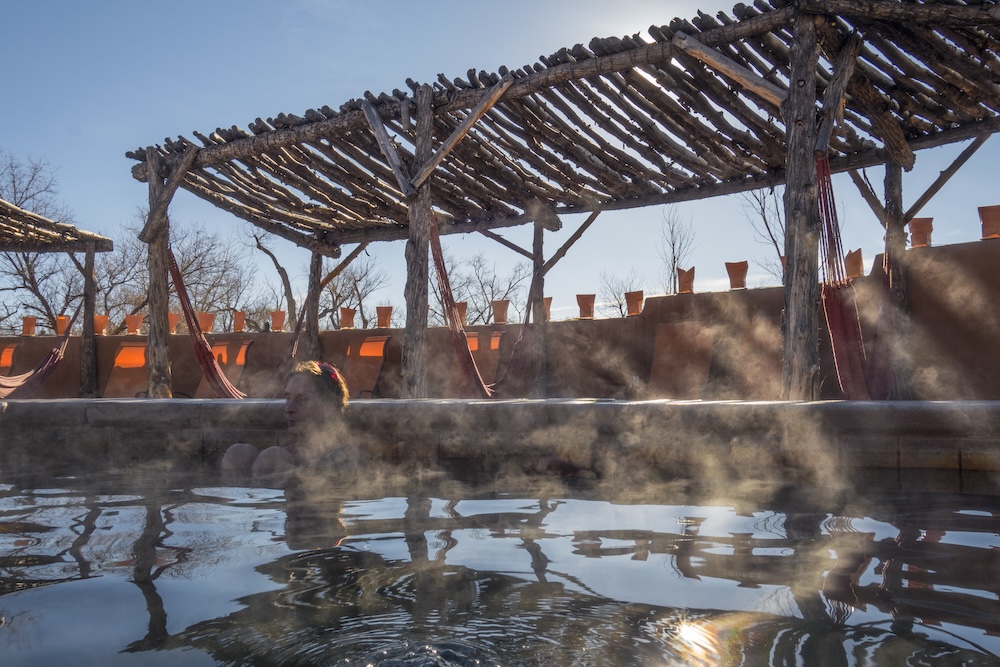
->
[79, 243, 98, 397]
[781, 12, 821, 401]
[401, 84, 434, 398]
[530, 218, 547, 397]
[145, 148, 172, 398]
[299, 251, 323, 361]
[884, 159, 911, 399]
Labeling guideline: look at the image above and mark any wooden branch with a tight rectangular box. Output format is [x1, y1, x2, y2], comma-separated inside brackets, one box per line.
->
[542, 208, 601, 275]
[815, 32, 863, 155]
[361, 100, 416, 198]
[799, 0, 1000, 26]
[410, 74, 513, 190]
[318, 242, 369, 289]
[848, 168, 887, 227]
[139, 145, 199, 243]
[479, 229, 533, 259]
[672, 31, 787, 108]
[905, 133, 991, 221]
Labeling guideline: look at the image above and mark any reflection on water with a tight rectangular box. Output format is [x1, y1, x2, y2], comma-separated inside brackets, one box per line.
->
[1, 471, 1000, 666]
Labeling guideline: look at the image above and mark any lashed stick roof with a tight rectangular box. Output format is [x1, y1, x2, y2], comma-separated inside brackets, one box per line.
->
[0, 197, 113, 253]
[128, 0, 1000, 254]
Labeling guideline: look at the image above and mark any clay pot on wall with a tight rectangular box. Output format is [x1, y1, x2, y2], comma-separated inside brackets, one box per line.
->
[21, 316, 36, 336]
[979, 205, 1000, 239]
[677, 267, 695, 294]
[168, 313, 182, 334]
[909, 218, 933, 248]
[233, 311, 247, 332]
[454, 302, 468, 326]
[491, 300, 509, 325]
[55, 315, 71, 336]
[94, 315, 109, 336]
[625, 290, 644, 316]
[725, 261, 748, 290]
[376, 306, 393, 328]
[197, 312, 215, 334]
[125, 314, 144, 335]
[270, 310, 286, 332]
[845, 248, 864, 279]
[577, 294, 596, 320]
[543, 297, 552, 321]
[340, 307, 356, 329]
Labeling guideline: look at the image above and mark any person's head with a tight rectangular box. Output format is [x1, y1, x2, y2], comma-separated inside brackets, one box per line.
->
[284, 360, 349, 434]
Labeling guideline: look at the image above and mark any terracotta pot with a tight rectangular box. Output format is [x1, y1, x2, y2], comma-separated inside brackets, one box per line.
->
[197, 312, 215, 334]
[625, 290, 644, 316]
[376, 306, 393, 328]
[576, 294, 596, 320]
[55, 315, 71, 336]
[979, 205, 1000, 239]
[909, 217, 933, 248]
[490, 300, 509, 325]
[21, 316, 36, 336]
[168, 312, 182, 333]
[340, 307, 356, 329]
[94, 314, 109, 336]
[270, 310, 286, 332]
[725, 261, 749, 290]
[543, 296, 552, 321]
[233, 311, 246, 332]
[125, 314, 144, 335]
[845, 248, 864, 278]
[677, 267, 695, 294]
[454, 302, 468, 326]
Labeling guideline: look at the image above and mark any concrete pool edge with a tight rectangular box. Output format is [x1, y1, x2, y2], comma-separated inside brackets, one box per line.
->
[2, 399, 999, 487]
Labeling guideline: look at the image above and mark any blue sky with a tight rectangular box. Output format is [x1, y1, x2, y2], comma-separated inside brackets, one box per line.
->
[2, 0, 996, 319]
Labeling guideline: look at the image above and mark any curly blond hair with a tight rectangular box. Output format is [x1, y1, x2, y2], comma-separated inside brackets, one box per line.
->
[289, 360, 349, 412]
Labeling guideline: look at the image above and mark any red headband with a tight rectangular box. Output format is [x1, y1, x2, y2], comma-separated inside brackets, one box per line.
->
[318, 362, 339, 383]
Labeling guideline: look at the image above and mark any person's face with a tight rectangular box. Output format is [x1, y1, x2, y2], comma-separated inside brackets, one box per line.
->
[284, 374, 324, 435]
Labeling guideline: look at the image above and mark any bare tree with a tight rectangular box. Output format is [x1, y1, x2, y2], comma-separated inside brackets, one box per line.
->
[429, 251, 530, 325]
[598, 268, 644, 318]
[252, 233, 297, 326]
[656, 206, 696, 294]
[740, 186, 785, 282]
[319, 253, 391, 329]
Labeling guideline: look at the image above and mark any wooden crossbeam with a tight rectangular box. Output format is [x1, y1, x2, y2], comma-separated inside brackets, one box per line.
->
[361, 100, 416, 198]
[905, 134, 991, 221]
[139, 145, 199, 243]
[479, 229, 533, 260]
[815, 33, 863, 155]
[672, 31, 787, 108]
[542, 208, 601, 276]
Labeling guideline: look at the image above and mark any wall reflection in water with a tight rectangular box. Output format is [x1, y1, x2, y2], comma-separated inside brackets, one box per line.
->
[1, 474, 999, 665]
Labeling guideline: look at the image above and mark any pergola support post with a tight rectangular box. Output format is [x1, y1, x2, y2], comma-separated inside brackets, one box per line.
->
[401, 84, 434, 398]
[299, 251, 323, 361]
[144, 148, 172, 398]
[883, 159, 912, 399]
[529, 218, 548, 397]
[781, 11, 821, 400]
[80, 243, 98, 397]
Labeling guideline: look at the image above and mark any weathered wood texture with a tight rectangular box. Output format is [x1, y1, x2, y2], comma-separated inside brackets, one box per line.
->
[125, 0, 1000, 248]
[79, 246, 97, 397]
[0, 198, 113, 253]
[144, 149, 172, 398]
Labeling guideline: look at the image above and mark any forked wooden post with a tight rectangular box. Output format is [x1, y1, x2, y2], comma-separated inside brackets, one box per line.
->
[884, 159, 912, 399]
[299, 251, 323, 362]
[781, 12, 821, 400]
[401, 84, 434, 398]
[144, 148, 173, 398]
[80, 243, 97, 397]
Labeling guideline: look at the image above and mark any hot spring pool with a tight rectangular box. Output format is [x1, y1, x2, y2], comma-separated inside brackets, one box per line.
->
[2, 468, 1000, 666]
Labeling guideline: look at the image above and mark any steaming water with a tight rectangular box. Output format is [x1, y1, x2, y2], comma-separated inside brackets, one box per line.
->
[2, 469, 1000, 666]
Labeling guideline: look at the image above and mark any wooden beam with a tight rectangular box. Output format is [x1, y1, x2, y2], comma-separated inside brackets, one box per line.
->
[542, 208, 602, 275]
[883, 158, 911, 399]
[319, 242, 370, 290]
[848, 168, 887, 227]
[799, 0, 1000, 26]
[144, 148, 172, 398]
[80, 244, 97, 398]
[361, 100, 417, 198]
[672, 31, 787, 108]
[0, 239, 113, 253]
[815, 32, 863, 155]
[479, 229, 533, 260]
[138, 146, 199, 243]
[410, 74, 513, 190]
[905, 134, 991, 221]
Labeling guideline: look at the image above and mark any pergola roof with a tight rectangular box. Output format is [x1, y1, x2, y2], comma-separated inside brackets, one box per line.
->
[0, 197, 113, 253]
[128, 0, 1000, 256]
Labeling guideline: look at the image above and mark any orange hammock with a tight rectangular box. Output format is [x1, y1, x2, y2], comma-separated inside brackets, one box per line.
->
[429, 222, 493, 398]
[167, 248, 246, 399]
[818, 156, 892, 400]
[0, 304, 81, 399]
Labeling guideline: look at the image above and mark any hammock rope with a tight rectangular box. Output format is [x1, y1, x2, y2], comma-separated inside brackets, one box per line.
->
[167, 248, 246, 399]
[429, 222, 493, 398]
[0, 303, 82, 399]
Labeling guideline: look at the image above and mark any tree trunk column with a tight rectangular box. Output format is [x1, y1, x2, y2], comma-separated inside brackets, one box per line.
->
[80, 244, 97, 397]
[401, 84, 434, 398]
[781, 12, 821, 401]
[530, 219, 547, 397]
[884, 160, 911, 399]
[145, 149, 172, 398]
[299, 250, 323, 361]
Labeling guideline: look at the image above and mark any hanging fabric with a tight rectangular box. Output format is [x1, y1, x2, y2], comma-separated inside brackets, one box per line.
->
[0, 304, 81, 399]
[817, 156, 891, 399]
[167, 248, 246, 399]
[429, 221, 493, 398]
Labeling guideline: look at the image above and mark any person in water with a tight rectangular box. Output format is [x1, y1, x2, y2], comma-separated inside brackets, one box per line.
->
[222, 360, 354, 486]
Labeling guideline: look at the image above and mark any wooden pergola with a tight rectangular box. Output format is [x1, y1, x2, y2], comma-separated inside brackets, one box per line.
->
[0, 197, 114, 396]
[129, 0, 1000, 400]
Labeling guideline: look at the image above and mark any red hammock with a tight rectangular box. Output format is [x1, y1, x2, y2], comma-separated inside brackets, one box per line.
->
[0, 304, 81, 399]
[167, 249, 246, 399]
[429, 222, 493, 398]
[817, 156, 892, 400]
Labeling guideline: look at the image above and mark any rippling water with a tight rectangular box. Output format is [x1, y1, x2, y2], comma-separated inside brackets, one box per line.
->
[2, 469, 999, 666]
